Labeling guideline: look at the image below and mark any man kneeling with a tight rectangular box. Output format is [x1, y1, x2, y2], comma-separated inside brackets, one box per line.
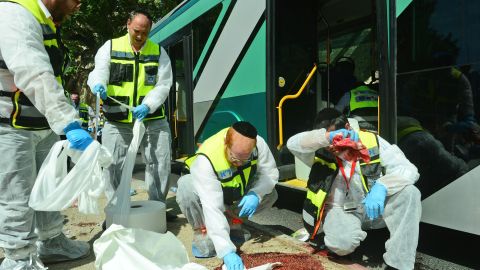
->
[287, 109, 421, 270]
[176, 121, 279, 270]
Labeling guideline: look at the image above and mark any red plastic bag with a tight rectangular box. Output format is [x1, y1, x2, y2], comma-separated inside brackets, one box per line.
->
[332, 135, 370, 163]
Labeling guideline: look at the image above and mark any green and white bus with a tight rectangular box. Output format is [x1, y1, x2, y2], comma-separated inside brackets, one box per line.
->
[150, 0, 480, 262]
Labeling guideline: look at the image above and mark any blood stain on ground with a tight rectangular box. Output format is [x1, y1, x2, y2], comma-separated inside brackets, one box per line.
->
[214, 252, 324, 270]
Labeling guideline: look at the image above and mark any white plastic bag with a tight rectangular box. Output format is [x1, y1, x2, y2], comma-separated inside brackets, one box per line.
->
[29, 140, 112, 214]
[94, 224, 208, 270]
[104, 120, 145, 227]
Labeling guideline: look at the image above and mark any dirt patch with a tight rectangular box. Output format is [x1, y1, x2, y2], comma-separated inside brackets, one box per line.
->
[213, 252, 325, 270]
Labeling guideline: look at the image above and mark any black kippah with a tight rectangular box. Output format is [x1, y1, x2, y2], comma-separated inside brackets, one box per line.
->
[232, 121, 257, 139]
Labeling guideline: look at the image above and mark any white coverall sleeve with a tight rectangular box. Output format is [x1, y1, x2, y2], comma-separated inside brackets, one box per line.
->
[0, 4, 79, 134]
[286, 128, 330, 166]
[87, 41, 111, 91]
[141, 47, 172, 112]
[248, 136, 279, 201]
[191, 156, 236, 259]
[376, 136, 420, 196]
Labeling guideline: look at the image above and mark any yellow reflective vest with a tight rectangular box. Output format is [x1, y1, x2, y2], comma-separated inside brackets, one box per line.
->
[349, 85, 378, 112]
[104, 34, 165, 123]
[78, 103, 90, 129]
[303, 130, 383, 239]
[185, 128, 259, 205]
[0, 0, 65, 130]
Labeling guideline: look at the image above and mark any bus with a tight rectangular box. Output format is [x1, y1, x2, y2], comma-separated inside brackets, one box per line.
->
[150, 0, 479, 266]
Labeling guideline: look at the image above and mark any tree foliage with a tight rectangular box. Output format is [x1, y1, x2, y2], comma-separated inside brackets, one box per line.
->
[61, 0, 180, 103]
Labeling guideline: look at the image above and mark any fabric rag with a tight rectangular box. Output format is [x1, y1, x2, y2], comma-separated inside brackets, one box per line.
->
[332, 135, 370, 162]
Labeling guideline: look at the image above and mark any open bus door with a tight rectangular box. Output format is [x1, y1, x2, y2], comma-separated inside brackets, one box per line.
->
[166, 35, 195, 159]
[269, 0, 319, 153]
[271, 0, 379, 189]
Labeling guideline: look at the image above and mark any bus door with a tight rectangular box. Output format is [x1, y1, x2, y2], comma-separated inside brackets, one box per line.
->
[166, 35, 195, 159]
[272, 0, 378, 183]
[272, 0, 318, 158]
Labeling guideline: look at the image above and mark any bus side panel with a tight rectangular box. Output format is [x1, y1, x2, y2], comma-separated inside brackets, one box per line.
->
[191, 0, 266, 139]
[197, 23, 267, 142]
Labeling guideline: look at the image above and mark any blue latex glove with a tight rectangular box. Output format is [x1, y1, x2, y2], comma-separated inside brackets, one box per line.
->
[132, 104, 150, 121]
[223, 252, 244, 270]
[329, 128, 359, 142]
[92, 84, 107, 100]
[446, 115, 477, 133]
[238, 191, 259, 218]
[362, 182, 387, 220]
[64, 122, 93, 151]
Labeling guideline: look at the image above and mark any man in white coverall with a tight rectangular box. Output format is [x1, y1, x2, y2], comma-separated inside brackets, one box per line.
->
[0, 0, 93, 269]
[87, 9, 173, 210]
[176, 121, 279, 270]
[287, 109, 421, 270]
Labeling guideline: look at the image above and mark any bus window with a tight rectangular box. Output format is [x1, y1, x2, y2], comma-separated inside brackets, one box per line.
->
[319, 28, 376, 105]
[316, 1, 378, 132]
[397, 0, 480, 199]
[191, 4, 222, 83]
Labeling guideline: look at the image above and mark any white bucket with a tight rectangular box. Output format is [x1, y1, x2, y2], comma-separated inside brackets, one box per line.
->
[294, 156, 312, 181]
[106, 200, 166, 233]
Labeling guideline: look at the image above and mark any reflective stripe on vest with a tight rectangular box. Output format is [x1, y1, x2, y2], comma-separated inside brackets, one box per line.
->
[303, 151, 337, 237]
[349, 85, 378, 112]
[104, 34, 164, 123]
[184, 128, 259, 205]
[357, 131, 382, 193]
[0, 0, 64, 130]
[306, 189, 328, 218]
[397, 125, 424, 142]
[79, 103, 89, 128]
[303, 130, 382, 236]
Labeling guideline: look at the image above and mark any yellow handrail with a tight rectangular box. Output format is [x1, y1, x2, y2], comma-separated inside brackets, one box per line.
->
[377, 95, 380, 135]
[277, 64, 317, 149]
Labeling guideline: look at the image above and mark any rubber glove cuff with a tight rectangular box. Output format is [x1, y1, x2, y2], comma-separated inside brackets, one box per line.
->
[223, 252, 244, 270]
[329, 128, 359, 142]
[132, 104, 150, 121]
[362, 182, 387, 220]
[93, 84, 107, 100]
[370, 181, 387, 197]
[64, 121, 82, 133]
[64, 121, 93, 151]
[238, 191, 260, 218]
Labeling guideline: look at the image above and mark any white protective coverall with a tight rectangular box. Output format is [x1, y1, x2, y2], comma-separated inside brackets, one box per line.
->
[0, 0, 84, 263]
[87, 39, 173, 202]
[287, 128, 421, 270]
[176, 135, 279, 259]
